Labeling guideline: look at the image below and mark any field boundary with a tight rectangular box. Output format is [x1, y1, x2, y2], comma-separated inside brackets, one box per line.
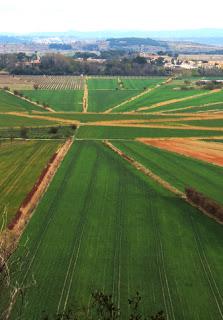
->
[82, 78, 88, 113]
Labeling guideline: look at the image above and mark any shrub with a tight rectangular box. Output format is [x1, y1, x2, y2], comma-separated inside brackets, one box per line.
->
[185, 187, 223, 222]
[49, 127, 58, 134]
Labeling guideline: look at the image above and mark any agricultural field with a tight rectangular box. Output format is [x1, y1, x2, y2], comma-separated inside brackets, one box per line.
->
[0, 90, 44, 113]
[88, 90, 142, 112]
[76, 125, 223, 139]
[0, 139, 61, 225]
[112, 140, 223, 204]
[21, 90, 84, 112]
[87, 77, 165, 90]
[0, 75, 33, 91]
[0, 113, 59, 128]
[2, 141, 223, 320]
[113, 80, 210, 113]
[20, 76, 85, 90]
[159, 90, 223, 113]
[1, 76, 223, 320]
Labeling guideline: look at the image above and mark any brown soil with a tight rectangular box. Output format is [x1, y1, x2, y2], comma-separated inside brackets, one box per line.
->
[4, 112, 79, 125]
[82, 78, 88, 113]
[139, 137, 223, 167]
[83, 120, 223, 131]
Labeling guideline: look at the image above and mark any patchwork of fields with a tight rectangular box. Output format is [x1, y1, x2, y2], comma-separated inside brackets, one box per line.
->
[0, 76, 223, 319]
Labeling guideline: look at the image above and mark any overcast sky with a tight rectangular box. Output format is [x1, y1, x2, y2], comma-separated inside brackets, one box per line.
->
[1, 0, 223, 33]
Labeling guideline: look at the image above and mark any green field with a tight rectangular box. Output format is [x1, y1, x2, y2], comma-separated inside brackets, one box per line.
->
[21, 90, 84, 112]
[77, 125, 223, 139]
[42, 112, 186, 123]
[121, 77, 165, 90]
[0, 113, 58, 128]
[2, 141, 223, 319]
[1, 76, 223, 319]
[114, 82, 209, 113]
[87, 78, 119, 90]
[0, 140, 60, 225]
[112, 140, 223, 204]
[159, 90, 223, 113]
[0, 90, 43, 113]
[88, 90, 142, 112]
[87, 77, 165, 90]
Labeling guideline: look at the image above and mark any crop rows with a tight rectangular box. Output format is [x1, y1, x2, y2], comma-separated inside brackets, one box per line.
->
[21, 76, 85, 90]
[1, 141, 223, 319]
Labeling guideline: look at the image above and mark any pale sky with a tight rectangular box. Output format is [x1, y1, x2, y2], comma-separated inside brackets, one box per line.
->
[1, 0, 223, 33]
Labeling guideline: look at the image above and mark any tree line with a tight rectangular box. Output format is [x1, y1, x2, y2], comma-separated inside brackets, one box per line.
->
[0, 53, 170, 76]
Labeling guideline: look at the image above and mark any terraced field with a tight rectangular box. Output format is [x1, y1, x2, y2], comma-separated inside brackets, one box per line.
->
[2, 141, 223, 320]
[0, 140, 60, 225]
[1, 76, 223, 320]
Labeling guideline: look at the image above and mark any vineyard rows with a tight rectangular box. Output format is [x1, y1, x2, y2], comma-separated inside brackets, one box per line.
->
[21, 76, 85, 90]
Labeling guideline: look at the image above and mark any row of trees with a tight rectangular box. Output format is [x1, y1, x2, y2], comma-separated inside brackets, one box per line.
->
[0, 53, 170, 76]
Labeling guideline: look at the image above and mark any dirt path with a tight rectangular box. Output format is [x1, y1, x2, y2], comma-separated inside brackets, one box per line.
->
[104, 77, 173, 114]
[136, 89, 222, 112]
[104, 140, 184, 197]
[3, 111, 79, 125]
[81, 120, 223, 131]
[82, 77, 88, 113]
[6, 90, 55, 113]
[139, 137, 223, 167]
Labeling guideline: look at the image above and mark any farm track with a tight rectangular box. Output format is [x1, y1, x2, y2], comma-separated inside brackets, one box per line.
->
[82, 78, 88, 113]
[1, 112, 79, 125]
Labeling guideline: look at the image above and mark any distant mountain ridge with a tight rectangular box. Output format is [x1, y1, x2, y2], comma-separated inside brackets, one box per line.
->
[2, 28, 223, 41]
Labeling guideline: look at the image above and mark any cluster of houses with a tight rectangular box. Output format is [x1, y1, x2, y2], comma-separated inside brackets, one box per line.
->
[140, 52, 223, 70]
